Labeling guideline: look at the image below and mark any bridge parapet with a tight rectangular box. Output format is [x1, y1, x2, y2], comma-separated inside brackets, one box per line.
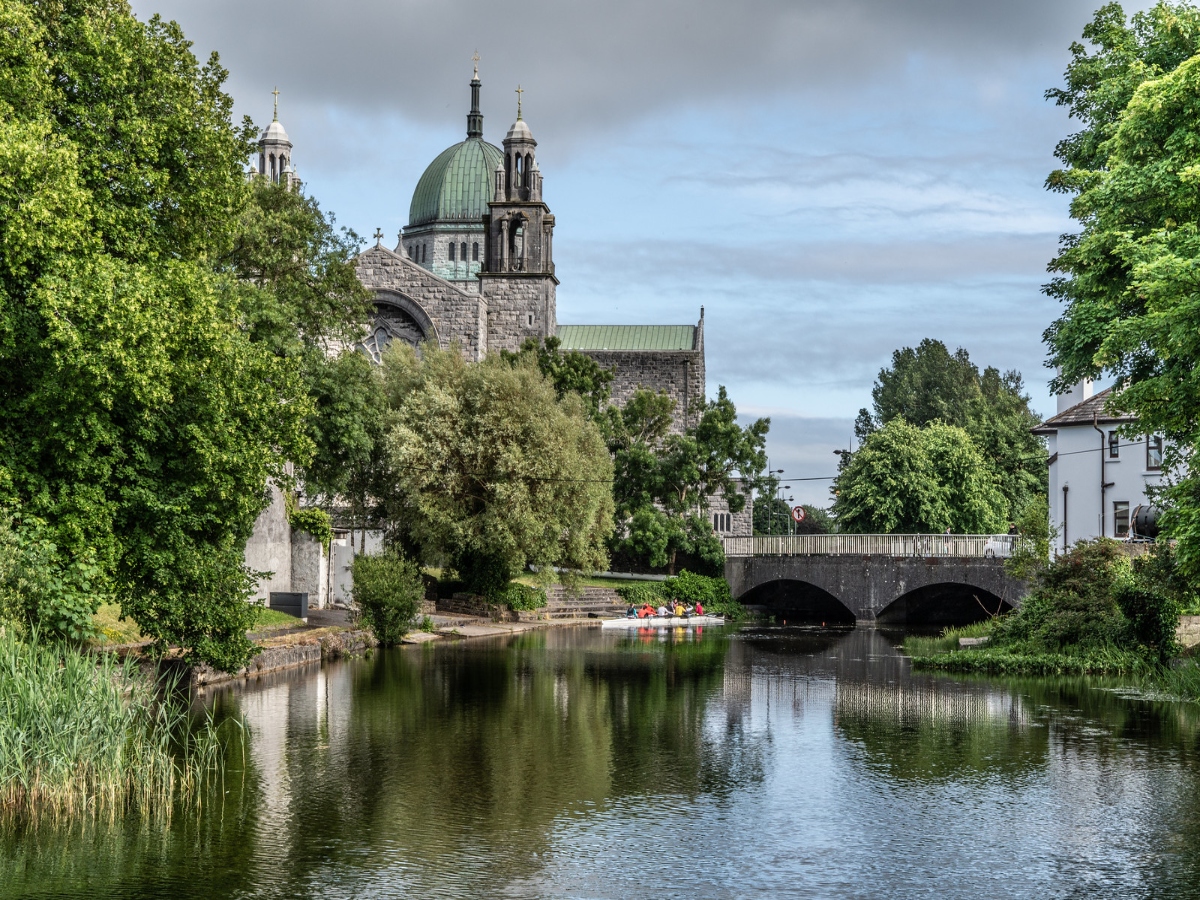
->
[723, 534, 1015, 560]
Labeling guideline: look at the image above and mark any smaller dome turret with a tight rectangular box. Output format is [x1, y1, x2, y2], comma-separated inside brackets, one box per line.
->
[257, 87, 298, 191]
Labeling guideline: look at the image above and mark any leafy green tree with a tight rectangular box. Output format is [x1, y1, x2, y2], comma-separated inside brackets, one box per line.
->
[856, 339, 1046, 519]
[378, 344, 614, 595]
[833, 419, 1007, 534]
[501, 336, 614, 420]
[351, 550, 424, 646]
[608, 387, 769, 574]
[1043, 2, 1200, 580]
[0, 2, 313, 669]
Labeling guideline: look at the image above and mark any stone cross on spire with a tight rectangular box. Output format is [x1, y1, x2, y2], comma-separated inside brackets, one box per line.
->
[515, 84, 523, 120]
[373, 227, 383, 246]
[272, 86, 280, 121]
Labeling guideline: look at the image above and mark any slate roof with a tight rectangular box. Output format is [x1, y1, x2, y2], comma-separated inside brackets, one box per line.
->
[408, 138, 503, 227]
[1031, 387, 1136, 434]
[556, 325, 697, 351]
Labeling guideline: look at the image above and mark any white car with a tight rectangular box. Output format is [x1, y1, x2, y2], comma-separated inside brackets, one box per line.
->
[983, 535, 1015, 559]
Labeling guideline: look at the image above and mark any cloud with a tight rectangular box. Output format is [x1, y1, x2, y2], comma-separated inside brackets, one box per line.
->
[136, 0, 1110, 141]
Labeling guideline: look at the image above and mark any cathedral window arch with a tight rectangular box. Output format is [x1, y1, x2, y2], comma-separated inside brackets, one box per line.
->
[460, 242, 467, 262]
[449, 242, 455, 261]
[472, 242, 479, 261]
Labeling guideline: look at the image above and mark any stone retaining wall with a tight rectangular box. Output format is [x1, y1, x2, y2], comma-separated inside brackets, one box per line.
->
[183, 628, 377, 687]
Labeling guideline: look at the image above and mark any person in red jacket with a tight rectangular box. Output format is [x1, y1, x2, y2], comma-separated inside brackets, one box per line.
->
[695, 601, 704, 617]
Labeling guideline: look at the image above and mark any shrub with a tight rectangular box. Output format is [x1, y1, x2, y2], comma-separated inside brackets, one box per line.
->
[497, 582, 547, 611]
[351, 550, 423, 646]
[288, 506, 333, 549]
[615, 581, 666, 606]
[0, 514, 103, 642]
[664, 570, 743, 619]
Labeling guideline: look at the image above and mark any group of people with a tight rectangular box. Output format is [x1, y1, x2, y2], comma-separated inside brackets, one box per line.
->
[626, 600, 705, 619]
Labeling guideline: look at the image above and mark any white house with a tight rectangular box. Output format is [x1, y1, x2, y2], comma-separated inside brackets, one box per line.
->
[1033, 382, 1164, 552]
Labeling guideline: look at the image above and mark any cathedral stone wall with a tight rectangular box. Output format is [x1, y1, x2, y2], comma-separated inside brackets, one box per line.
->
[356, 246, 487, 360]
[400, 228, 485, 293]
[479, 274, 557, 353]
[582, 349, 706, 433]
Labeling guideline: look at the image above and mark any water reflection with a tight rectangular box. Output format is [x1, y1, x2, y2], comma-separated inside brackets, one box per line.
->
[6, 626, 1200, 897]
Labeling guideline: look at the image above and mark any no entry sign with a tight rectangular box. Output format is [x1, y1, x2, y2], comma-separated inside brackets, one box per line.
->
[791, 506, 806, 524]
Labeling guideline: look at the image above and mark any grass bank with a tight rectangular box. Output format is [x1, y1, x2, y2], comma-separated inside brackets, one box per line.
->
[0, 629, 232, 821]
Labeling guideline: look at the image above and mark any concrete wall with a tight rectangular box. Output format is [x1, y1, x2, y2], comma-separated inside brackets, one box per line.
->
[1047, 424, 1164, 552]
[245, 483, 292, 603]
[290, 531, 329, 609]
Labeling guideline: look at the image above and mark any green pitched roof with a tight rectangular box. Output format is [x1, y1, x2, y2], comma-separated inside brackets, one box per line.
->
[557, 325, 697, 351]
[408, 137, 503, 227]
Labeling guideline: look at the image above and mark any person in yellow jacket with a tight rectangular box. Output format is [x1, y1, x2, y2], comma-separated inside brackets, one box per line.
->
[674, 601, 684, 617]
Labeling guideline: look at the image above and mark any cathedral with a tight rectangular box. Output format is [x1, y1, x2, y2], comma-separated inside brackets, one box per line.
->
[292, 66, 705, 429]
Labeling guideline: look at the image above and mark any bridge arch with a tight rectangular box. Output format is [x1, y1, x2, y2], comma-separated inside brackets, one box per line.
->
[738, 578, 856, 625]
[875, 582, 1012, 627]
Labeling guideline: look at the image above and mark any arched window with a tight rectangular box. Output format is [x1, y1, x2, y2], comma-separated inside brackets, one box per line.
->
[460, 242, 467, 261]
[449, 242, 455, 261]
[472, 242, 479, 261]
[422, 244, 427, 263]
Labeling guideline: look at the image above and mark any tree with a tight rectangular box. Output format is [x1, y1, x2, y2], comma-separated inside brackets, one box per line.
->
[856, 339, 1046, 519]
[0, 3, 313, 669]
[378, 344, 613, 595]
[1043, 2, 1200, 580]
[501, 336, 614, 421]
[609, 387, 769, 574]
[832, 419, 1008, 534]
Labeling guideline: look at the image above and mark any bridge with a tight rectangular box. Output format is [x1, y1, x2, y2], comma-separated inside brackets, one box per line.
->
[723, 534, 1027, 625]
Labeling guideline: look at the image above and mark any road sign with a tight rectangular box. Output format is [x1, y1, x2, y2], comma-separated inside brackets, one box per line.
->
[791, 505, 806, 524]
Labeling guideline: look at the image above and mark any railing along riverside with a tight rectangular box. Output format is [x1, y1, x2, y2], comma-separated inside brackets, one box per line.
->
[722, 534, 1016, 559]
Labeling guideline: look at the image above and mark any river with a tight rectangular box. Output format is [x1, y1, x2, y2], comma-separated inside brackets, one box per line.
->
[6, 625, 1200, 898]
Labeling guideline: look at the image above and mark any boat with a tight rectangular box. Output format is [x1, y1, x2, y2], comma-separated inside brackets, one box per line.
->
[600, 615, 725, 628]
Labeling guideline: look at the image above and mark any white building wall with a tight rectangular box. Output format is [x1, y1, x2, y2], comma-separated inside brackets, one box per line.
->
[1049, 423, 1163, 552]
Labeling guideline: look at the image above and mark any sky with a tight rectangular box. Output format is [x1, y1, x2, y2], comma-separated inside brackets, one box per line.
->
[131, 0, 1151, 506]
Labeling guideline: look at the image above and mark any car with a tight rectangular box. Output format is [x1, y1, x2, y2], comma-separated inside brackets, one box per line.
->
[983, 535, 1015, 559]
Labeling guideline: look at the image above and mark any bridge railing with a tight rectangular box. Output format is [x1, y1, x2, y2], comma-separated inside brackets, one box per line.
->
[722, 534, 1016, 559]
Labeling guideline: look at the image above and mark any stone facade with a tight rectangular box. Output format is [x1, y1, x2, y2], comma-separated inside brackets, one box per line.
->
[582, 347, 705, 433]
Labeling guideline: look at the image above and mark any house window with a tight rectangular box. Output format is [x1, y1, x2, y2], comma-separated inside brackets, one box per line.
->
[1108, 430, 1119, 459]
[472, 242, 479, 261]
[1114, 501, 1130, 538]
[1147, 435, 1163, 470]
[449, 242, 456, 261]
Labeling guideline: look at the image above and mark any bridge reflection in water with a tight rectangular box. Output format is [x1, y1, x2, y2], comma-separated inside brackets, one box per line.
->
[724, 534, 1027, 627]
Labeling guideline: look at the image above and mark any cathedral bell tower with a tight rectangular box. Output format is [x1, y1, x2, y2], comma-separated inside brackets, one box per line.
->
[479, 86, 557, 351]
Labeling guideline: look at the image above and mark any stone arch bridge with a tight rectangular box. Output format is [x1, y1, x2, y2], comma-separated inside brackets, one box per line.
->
[723, 535, 1027, 625]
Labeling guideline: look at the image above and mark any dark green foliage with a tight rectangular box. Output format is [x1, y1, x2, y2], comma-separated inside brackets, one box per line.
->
[993, 540, 1131, 653]
[0, 514, 100, 642]
[497, 583, 547, 611]
[614, 581, 666, 606]
[855, 339, 1046, 520]
[914, 539, 1186, 675]
[351, 551, 423, 646]
[608, 386, 768, 573]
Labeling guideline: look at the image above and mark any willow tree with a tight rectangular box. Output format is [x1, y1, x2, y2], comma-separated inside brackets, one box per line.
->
[379, 344, 614, 595]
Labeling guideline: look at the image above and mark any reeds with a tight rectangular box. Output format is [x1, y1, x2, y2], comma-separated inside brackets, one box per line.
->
[0, 628, 230, 821]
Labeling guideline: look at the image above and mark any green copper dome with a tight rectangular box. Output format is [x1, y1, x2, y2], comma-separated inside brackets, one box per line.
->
[408, 137, 503, 227]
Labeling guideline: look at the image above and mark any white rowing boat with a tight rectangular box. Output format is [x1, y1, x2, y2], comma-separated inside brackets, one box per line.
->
[600, 615, 725, 628]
